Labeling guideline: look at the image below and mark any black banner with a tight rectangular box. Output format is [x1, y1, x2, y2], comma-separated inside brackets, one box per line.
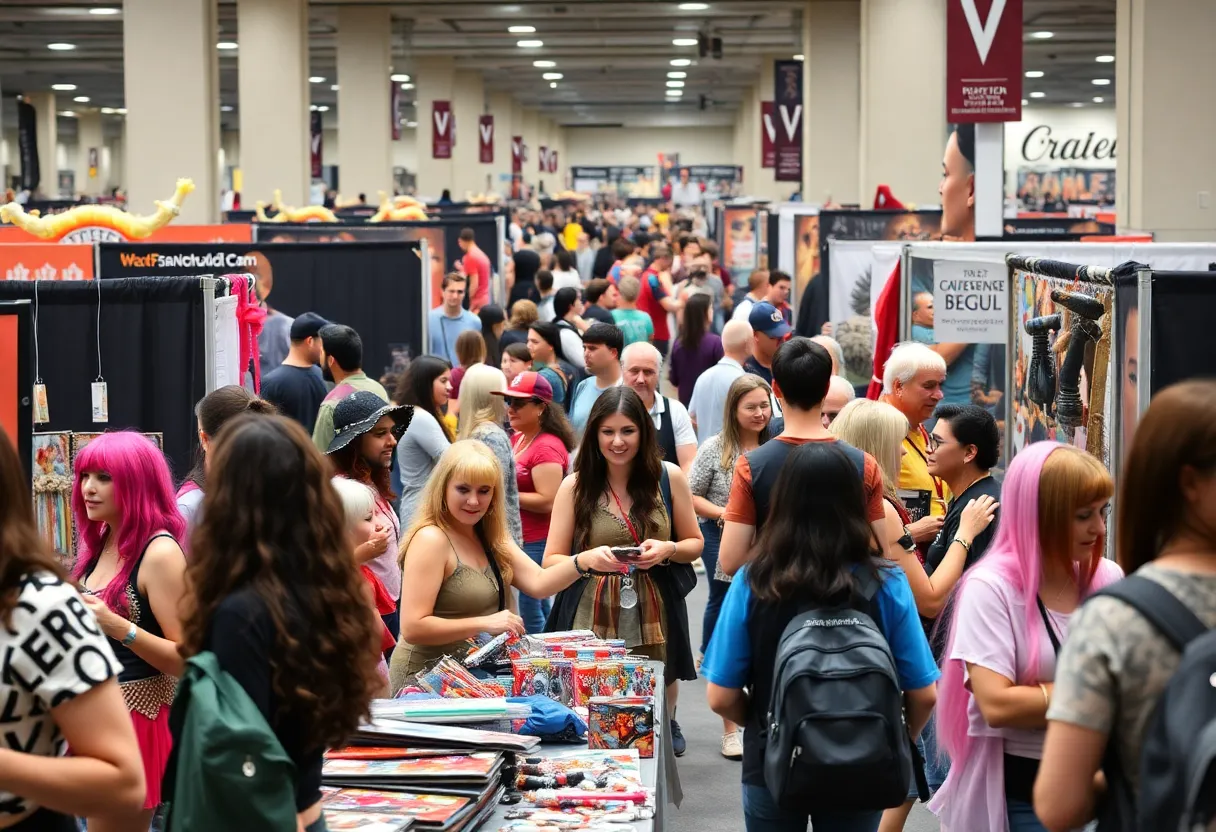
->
[97, 242, 425, 388]
[17, 100, 39, 192]
[0, 278, 207, 478]
[773, 59, 803, 182]
[1001, 218, 1117, 238]
[796, 209, 943, 336]
[251, 214, 499, 310]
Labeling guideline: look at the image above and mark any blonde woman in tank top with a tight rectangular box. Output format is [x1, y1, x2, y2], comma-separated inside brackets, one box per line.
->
[391, 441, 626, 694]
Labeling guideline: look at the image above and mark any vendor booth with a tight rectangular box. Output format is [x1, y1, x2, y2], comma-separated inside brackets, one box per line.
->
[0, 300, 33, 476]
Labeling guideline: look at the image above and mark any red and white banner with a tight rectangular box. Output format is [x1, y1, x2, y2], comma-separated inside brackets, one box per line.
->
[511, 136, 523, 174]
[538, 146, 549, 173]
[761, 101, 776, 169]
[432, 101, 452, 159]
[946, 0, 1022, 122]
[478, 115, 494, 164]
[547, 149, 558, 174]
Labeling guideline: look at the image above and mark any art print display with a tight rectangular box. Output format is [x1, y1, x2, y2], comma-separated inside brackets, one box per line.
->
[321, 788, 468, 824]
[1008, 256, 1114, 470]
[588, 697, 655, 758]
[31, 432, 73, 558]
[721, 207, 759, 273]
[324, 812, 414, 832]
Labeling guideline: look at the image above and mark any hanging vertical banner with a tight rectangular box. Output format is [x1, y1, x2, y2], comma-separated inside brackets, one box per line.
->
[310, 111, 323, 178]
[432, 101, 453, 159]
[511, 136, 523, 174]
[87, 148, 99, 179]
[478, 115, 494, 164]
[946, 0, 1023, 122]
[17, 100, 39, 192]
[547, 149, 558, 174]
[773, 61, 803, 182]
[761, 101, 776, 169]
[538, 146, 549, 173]
[391, 83, 402, 141]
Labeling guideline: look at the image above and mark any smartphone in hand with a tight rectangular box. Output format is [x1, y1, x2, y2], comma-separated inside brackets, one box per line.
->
[610, 546, 642, 562]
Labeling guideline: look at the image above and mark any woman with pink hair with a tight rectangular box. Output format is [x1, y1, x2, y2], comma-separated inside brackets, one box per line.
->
[72, 431, 188, 832]
[927, 442, 1122, 831]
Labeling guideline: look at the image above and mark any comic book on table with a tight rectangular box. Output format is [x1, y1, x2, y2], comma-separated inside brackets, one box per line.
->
[326, 747, 468, 761]
[321, 785, 504, 832]
[353, 719, 541, 753]
[321, 752, 504, 795]
[323, 811, 415, 831]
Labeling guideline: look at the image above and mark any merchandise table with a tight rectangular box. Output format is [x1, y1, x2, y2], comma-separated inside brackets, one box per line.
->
[481, 661, 678, 831]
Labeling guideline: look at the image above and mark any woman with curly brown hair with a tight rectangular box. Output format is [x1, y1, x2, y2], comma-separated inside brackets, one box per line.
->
[174, 414, 383, 832]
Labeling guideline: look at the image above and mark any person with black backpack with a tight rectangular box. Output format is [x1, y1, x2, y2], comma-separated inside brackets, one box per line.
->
[702, 441, 939, 831]
[1036, 380, 1216, 832]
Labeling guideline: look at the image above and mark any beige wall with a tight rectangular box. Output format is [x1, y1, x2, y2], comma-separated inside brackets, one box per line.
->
[804, 0, 861, 205]
[565, 126, 734, 167]
[1117, 0, 1216, 240]
[859, 0, 947, 207]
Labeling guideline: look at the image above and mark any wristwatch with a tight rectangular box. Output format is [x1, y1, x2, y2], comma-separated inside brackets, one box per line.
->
[121, 622, 138, 646]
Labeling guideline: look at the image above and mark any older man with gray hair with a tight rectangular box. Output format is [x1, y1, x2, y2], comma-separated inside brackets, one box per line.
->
[880, 341, 950, 550]
[621, 341, 698, 471]
[821, 375, 856, 428]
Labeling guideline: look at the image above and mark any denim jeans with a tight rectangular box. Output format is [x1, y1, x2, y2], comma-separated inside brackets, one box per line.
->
[1007, 798, 1049, 832]
[698, 519, 730, 655]
[906, 715, 949, 800]
[518, 540, 551, 633]
[741, 784, 882, 832]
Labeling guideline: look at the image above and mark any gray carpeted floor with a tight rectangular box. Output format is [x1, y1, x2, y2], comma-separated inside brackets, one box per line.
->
[668, 578, 941, 832]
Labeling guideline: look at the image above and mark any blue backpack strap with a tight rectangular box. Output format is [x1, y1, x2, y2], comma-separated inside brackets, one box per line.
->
[1092, 575, 1207, 652]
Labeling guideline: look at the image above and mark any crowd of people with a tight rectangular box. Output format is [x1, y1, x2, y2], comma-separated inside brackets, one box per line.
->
[4, 148, 1216, 832]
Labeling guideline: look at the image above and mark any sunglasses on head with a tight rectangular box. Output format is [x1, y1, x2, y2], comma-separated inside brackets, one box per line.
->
[504, 396, 543, 409]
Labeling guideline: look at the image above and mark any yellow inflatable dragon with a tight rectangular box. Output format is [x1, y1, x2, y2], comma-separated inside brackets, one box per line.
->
[368, 191, 428, 223]
[0, 178, 195, 240]
[254, 189, 339, 223]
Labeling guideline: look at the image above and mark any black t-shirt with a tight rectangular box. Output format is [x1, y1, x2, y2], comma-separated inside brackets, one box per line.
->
[923, 475, 1002, 574]
[204, 589, 322, 812]
[260, 364, 327, 434]
[583, 304, 615, 326]
[743, 356, 772, 384]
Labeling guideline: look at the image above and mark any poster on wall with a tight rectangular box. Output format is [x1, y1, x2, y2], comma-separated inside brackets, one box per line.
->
[432, 101, 453, 159]
[932, 260, 1007, 343]
[1008, 263, 1114, 470]
[761, 101, 776, 169]
[547, 150, 558, 175]
[1016, 167, 1115, 212]
[538, 146, 548, 173]
[773, 60, 803, 182]
[946, 0, 1022, 122]
[721, 207, 759, 273]
[478, 116, 494, 164]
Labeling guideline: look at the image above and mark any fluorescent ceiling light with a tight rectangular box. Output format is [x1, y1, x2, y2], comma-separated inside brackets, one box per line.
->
[1092, 78, 1111, 85]
[317, 105, 329, 112]
[48, 43, 76, 50]
[331, 84, 340, 91]
[793, 54, 804, 61]
[73, 96, 89, 103]
[59, 111, 76, 117]
[309, 76, 325, 83]
[400, 83, 414, 90]
[678, 3, 709, 10]
[405, 121, 417, 128]
[1029, 91, 1046, 98]
[666, 89, 683, 96]
[534, 60, 556, 68]
[390, 74, 410, 82]
[672, 38, 698, 46]
[1096, 55, 1115, 63]
[666, 80, 685, 88]
[1021, 99, 1028, 105]
[1093, 96, 1105, 103]
[116, 107, 127, 114]
[671, 58, 691, 67]
[221, 105, 233, 112]
[542, 72, 563, 80]
[549, 81, 558, 88]
[51, 83, 77, 91]
[310, 104, 318, 111]
[1031, 31, 1053, 39]
[100, 107, 115, 114]
[1070, 102, 1084, 108]
[216, 41, 238, 50]
[668, 71, 687, 78]
[517, 39, 544, 48]
[89, 7, 120, 14]
[508, 25, 535, 33]
[1025, 70, 1044, 78]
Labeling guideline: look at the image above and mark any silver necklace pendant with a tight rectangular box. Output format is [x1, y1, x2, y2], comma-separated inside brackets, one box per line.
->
[619, 575, 638, 609]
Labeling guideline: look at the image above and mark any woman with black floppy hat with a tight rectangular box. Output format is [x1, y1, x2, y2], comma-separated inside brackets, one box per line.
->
[326, 390, 414, 650]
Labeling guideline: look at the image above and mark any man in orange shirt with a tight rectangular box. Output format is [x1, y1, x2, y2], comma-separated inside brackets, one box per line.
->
[718, 337, 888, 576]
[456, 227, 492, 313]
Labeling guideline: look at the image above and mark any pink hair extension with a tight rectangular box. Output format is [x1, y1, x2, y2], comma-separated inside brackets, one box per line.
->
[71, 431, 185, 616]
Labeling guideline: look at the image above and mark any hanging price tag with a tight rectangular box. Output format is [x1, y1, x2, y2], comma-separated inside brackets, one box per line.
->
[32, 383, 49, 424]
[91, 381, 109, 423]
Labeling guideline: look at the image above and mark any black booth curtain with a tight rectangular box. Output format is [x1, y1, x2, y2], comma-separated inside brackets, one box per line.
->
[1146, 272, 1216, 391]
[0, 278, 205, 478]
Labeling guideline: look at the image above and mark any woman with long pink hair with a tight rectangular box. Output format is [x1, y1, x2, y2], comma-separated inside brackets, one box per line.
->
[927, 442, 1122, 831]
[72, 431, 188, 832]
